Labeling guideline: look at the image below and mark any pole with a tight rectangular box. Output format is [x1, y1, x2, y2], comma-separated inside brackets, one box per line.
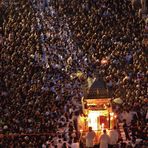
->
[109, 111, 110, 129]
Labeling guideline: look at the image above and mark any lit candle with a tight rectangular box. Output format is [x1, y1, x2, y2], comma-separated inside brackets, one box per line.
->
[101, 123, 104, 130]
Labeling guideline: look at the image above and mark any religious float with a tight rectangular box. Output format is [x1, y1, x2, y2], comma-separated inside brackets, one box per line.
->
[78, 77, 117, 144]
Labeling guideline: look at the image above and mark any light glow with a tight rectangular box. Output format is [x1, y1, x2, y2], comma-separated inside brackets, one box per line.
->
[88, 111, 100, 131]
[110, 112, 114, 116]
[101, 123, 105, 130]
[101, 59, 108, 64]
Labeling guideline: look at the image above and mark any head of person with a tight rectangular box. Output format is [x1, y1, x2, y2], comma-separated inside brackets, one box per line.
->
[103, 129, 106, 134]
[114, 126, 117, 130]
[89, 126, 92, 132]
[73, 137, 78, 143]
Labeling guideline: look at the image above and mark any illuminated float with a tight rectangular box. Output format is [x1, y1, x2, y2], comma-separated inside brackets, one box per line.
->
[78, 77, 117, 144]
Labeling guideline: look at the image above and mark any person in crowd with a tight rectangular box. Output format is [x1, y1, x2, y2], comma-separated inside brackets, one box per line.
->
[123, 119, 131, 141]
[109, 126, 119, 148]
[99, 130, 110, 148]
[85, 127, 96, 148]
[0, 0, 147, 147]
[71, 137, 79, 148]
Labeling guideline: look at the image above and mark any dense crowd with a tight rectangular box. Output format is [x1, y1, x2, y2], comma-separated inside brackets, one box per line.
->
[0, 0, 147, 147]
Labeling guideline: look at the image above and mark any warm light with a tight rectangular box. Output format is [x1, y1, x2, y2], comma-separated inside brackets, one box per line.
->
[110, 112, 114, 116]
[88, 103, 97, 106]
[114, 115, 117, 118]
[104, 104, 107, 109]
[110, 117, 113, 120]
[101, 59, 108, 64]
[88, 111, 100, 131]
[101, 123, 105, 130]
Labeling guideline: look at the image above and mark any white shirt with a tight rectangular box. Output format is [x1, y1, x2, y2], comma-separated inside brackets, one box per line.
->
[99, 133, 110, 148]
[109, 129, 119, 145]
[57, 142, 63, 148]
[86, 130, 96, 147]
[42, 144, 46, 148]
[71, 142, 80, 148]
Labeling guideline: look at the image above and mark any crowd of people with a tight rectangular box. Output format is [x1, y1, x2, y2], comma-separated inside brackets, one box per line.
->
[1, 0, 147, 147]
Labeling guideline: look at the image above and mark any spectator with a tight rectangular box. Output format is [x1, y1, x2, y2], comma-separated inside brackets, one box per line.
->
[71, 138, 79, 148]
[85, 127, 96, 148]
[0, 0, 147, 147]
[123, 119, 131, 141]
[99, 130, 110, 148]
[109, 126, 119, 148]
